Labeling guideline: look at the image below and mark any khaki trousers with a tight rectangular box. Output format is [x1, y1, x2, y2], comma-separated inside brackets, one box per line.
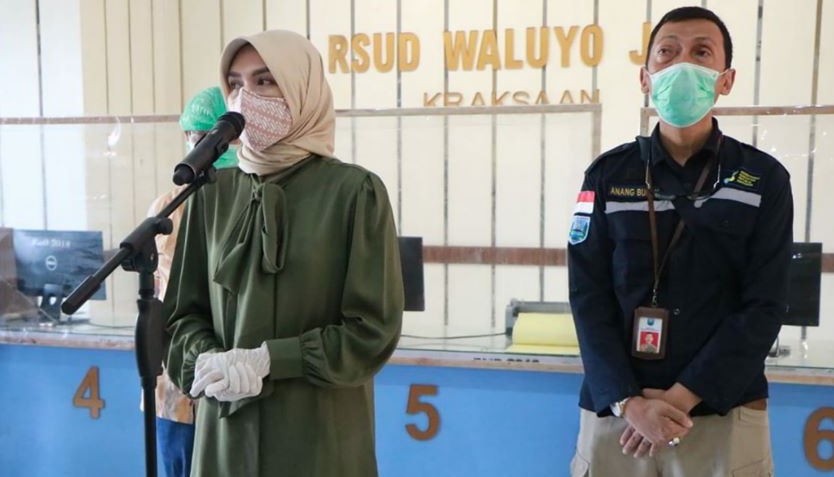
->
[570, 406, 774, 477]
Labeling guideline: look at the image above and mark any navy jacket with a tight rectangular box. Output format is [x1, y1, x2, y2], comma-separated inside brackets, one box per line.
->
[567, 120, 793, 416]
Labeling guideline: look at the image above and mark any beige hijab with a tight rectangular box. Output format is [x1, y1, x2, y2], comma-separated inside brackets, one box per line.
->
[220, 30, 335, 176]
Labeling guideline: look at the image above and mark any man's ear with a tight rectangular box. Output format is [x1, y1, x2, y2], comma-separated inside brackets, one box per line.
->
[640, 67, 651, 95]
[718, 68, 736, 96]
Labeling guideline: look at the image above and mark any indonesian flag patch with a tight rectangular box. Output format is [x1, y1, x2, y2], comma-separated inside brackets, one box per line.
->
[574, 190, 595, 214]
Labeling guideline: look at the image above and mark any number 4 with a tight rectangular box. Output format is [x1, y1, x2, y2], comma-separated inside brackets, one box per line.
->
[405, 384, 440, 440]
[73, 366, 105, 419]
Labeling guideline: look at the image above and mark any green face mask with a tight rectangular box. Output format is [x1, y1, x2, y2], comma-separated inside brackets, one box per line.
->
[650, 62, 721, 128]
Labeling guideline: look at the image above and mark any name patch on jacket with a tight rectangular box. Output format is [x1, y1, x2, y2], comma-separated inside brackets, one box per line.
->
[607, 184, 647, 198]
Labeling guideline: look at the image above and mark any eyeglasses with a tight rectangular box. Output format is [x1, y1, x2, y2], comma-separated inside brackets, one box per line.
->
[645, 162, 722, 201]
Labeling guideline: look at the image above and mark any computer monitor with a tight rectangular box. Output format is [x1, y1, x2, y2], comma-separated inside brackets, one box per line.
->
[12, 229, 107, 323]
[398, 236, 425, 312]
[784, 242, 822, 327]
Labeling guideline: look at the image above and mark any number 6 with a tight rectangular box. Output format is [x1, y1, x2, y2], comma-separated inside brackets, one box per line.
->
[804, 407, 834, 471]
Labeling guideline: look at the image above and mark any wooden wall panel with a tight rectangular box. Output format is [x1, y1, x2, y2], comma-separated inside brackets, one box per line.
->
[446, 0, 494, 97]
[266, 0, 307, 34]
[649, 0, 696, 21]
[0, 127, 45, 228]
[399, 116, 445, 242]
[221, 0, 264, 46]
[544, 265, 569, 302]
[105, 0, 133, 114]
[495, 114, 542, 247]
[400, 264, 445, 335]
[759, 1, 816, 106]
[810, 116, 834, 246]
[495, 267, 541, 326]
[353, 0, 398, 108]
[595, 0, 647, 151]
[42, 126, 86, 229]
[707, 0, 759, 109]
[129, 0, 155, 114]
[39, 0, 84, 116]
[310, 0, 352, 109]
[0, 0, 40, 116]
[447, 265, 492, 332]
[106, 124, 141, 321]
[447, 114, 493, 247]
[817, 0, 833, 104]
[152, 0, 183, 114]
[399, 0, 444, 108]
[180, 0, 223, 104]
[80, 0, 108, 115]
[352, 117, 399, 224]
[544, 0, 595, 104]
[496, 0, 543, 99]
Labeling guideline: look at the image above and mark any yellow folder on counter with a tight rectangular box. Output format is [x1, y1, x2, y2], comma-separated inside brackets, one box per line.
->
[506, 312, 580, 356]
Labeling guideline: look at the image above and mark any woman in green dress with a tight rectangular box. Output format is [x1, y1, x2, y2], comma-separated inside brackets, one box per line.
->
[164, 29, 404, 477]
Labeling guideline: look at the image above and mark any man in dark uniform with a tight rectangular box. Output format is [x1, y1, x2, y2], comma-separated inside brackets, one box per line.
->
[567, 6, 793, 477]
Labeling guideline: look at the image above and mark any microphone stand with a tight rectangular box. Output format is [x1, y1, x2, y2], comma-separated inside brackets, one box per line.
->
[62, 168, 217, 477]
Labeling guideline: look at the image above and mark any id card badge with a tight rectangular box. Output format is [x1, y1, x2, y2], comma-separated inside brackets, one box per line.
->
[631, 306, 669, 360]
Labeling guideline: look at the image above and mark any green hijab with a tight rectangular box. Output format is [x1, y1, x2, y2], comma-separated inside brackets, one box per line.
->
[180, 86, 238, 169]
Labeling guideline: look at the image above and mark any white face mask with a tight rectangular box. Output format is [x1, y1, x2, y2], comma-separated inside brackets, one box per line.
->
[227, 88, 292, 152]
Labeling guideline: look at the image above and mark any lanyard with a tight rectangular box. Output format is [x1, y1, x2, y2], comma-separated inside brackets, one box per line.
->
[644, 154, 717, 308]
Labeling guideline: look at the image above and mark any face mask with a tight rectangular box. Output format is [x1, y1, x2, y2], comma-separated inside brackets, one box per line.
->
[649, 62, 722, 128]
[227, 88, 292, 152]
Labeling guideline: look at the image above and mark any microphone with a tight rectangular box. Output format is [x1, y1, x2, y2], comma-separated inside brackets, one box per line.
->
[172, 111, 245, 185]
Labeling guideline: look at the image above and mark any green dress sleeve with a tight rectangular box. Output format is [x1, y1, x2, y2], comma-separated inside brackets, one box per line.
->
[163, 193, 223, 394]
[264, 173, 404, 386]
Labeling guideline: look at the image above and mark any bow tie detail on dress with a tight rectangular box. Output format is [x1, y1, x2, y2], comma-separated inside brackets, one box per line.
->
[214, 180, 288, 293]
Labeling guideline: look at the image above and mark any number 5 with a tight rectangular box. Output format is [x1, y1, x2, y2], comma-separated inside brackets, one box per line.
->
[405, 384, 440, 441]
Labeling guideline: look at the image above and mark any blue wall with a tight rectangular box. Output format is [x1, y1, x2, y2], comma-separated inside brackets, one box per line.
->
[0, 345, 147, 476]
[1, 344, 832, 476]
[375, 365, 583, 476]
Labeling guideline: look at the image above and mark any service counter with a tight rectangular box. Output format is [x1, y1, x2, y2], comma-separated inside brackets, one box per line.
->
[1, 323, 833, 476]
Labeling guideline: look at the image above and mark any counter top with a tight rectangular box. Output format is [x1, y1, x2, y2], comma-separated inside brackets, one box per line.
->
[2, 322, 832, 386]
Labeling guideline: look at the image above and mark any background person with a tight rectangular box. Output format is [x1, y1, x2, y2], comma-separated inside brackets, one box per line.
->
[148, 85, 238, 477]
[164, 30, 404, 477]
[567, 6, 792, 476]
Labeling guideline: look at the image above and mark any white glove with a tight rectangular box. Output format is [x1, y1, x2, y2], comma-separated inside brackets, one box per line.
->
[190, 352, 225, 397]
[190, 344, 271, 401]
[205, 361, 263, 402]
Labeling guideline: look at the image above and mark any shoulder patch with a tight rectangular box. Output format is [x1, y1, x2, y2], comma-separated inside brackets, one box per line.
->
[568, 215, 591, 245]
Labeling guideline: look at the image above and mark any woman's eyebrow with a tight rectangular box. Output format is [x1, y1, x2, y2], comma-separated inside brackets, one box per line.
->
[227, 67, 271, 77]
